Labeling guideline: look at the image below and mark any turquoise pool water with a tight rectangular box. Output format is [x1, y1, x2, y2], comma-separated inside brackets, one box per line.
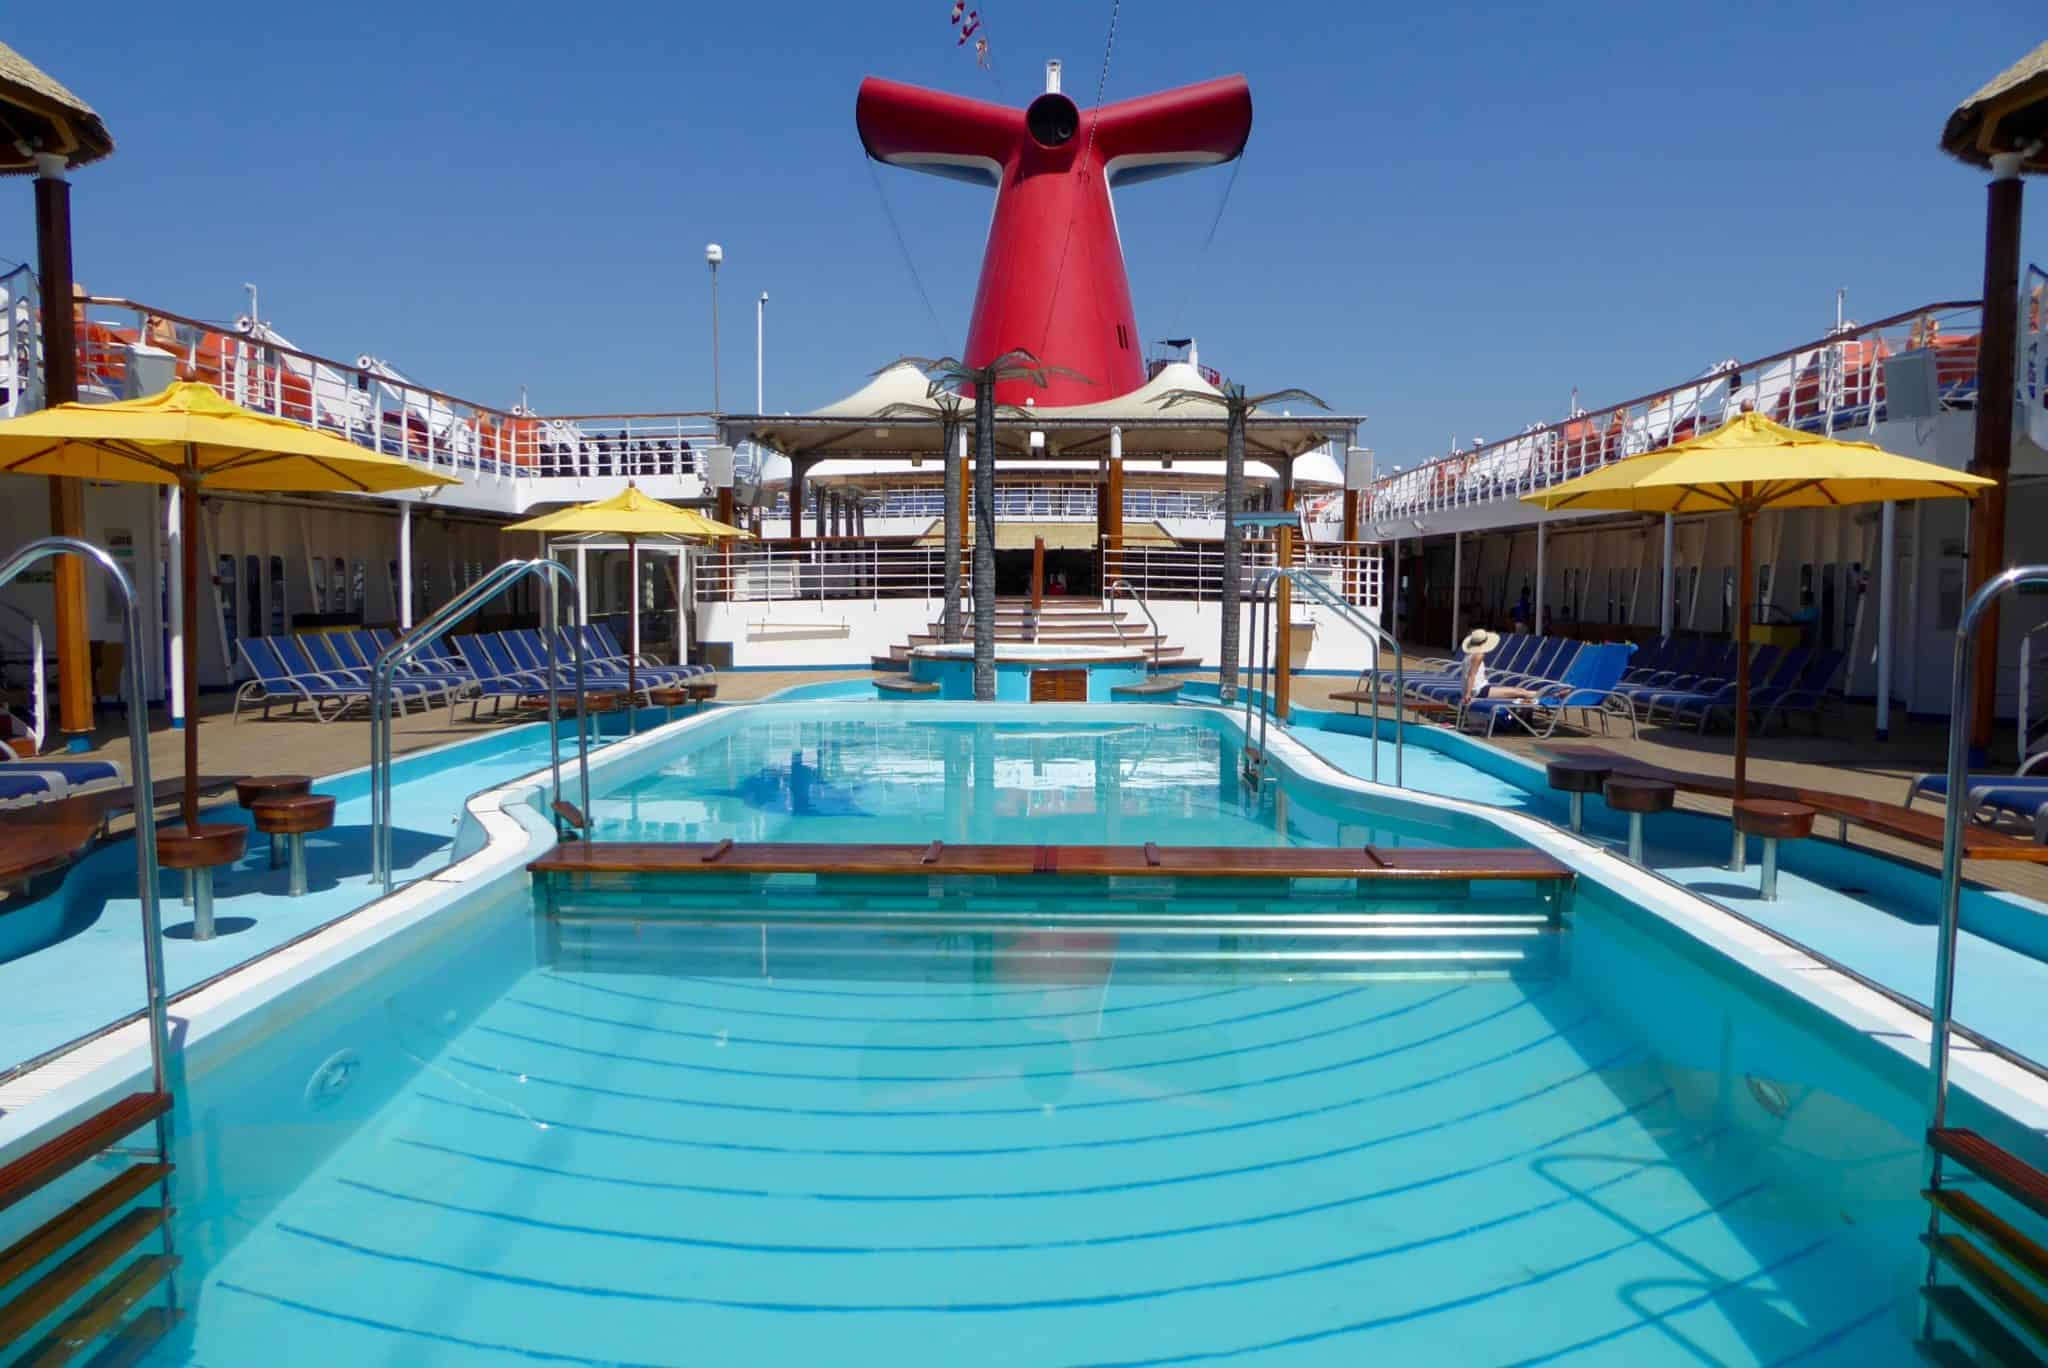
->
[588, 712, 1491, 850]
[157, 880, 1939, 1365]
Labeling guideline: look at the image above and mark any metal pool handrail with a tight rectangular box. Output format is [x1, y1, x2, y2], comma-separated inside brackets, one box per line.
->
[1107, 578, 1164, 673]
[1927, 565, 2048, 1143]
[370, 557, 592, 892]
[1245, 567, 1403, 788]
[0, 538, 169, 1095]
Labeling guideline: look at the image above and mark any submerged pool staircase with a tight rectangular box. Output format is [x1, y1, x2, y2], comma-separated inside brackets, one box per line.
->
[1917, 566, 2048, 1364]
[530, 841, 1575, 982]
[870, 598, 1196, 675]
[0, 540, 179, 1365]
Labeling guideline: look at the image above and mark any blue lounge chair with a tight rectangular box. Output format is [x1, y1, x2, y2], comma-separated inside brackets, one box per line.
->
[0, 770, 59, 808]
[0, 757, 121, 805]
[1757, 649, 1845, 734]
[235, 639, 378, 721]
[1460, 643, 1637, 738]
[585, 624, 707, 685]
[453, 636, 581, 720]
[1641, 645, 1781, 724]
[1670, 646, 1808, 732]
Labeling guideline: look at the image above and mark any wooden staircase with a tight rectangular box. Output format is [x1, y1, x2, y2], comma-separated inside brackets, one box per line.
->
[0, 1092, 178, 1366]
[1920, 1127, 2048, 1363]
[870, 599, 1196, 674]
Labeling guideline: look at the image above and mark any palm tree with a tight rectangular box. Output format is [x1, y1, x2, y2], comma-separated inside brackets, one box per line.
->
[1156, 383, 1330, 704]
[904, 351, 1087, 699]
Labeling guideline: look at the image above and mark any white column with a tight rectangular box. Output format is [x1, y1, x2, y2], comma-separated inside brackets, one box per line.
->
[1876, 500, 1896, 740]
[1450, 532, 1462, 648]
[676, 547, 689, 664]
[166, 487, 185, 726]
[398, 500, 414, 631]
[629, 542, 641, 659]
[1534, 520, 1547, 636]
[575, 544, 590, 625]
[1659, 513, 1675, 637]
[1389, 537, 1400, 636]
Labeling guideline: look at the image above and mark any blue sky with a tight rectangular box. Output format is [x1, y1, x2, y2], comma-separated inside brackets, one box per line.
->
[11, 3, 2045, 464]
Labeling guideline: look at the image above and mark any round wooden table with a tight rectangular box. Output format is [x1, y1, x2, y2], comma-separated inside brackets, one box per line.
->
[249, 794, 336, 896]
[1604, 775, 1675, 864]
[157, 822, 249, 940]
[1545, 758, 1613, 834]
[235, 775, 311, 868]
[1732, 799, 1815, 901]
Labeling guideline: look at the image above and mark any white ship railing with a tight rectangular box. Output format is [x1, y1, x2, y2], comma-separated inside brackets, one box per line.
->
[1102, 539, 1382, 611]
[693, 539, 971, 604]
[66, 297, 752, 503]
[1362, 300, 1984, 524]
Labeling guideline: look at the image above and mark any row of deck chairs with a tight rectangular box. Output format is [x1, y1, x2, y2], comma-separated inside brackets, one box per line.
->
[234, 625, 712, 723]
[1613, 639, 1845, 734]
[1385, 637, 1639, 738]
[1905, 751, 2048, 842]
[0, 756, 122, 809]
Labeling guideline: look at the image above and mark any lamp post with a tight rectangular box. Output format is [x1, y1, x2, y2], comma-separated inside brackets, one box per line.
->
[704, 242, 723, 413]
[756, 291, 768, 414]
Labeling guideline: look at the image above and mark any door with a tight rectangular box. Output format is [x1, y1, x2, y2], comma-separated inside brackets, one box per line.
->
[1030, 669, 1087, 702]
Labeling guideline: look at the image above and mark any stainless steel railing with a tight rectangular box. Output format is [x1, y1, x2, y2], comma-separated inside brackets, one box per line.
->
[0, 538, 173, 1141]
[1244, 566, 1403, 787]
[1925, 566, 2048, 1176]
[1106, 578, 1164, 673]
[370, 557, 592, 892]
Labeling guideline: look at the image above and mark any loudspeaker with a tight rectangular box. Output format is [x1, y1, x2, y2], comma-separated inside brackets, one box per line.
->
[1344, 447, 1375, 491]
[703, 445, 736, 490]
[1882, 350, 1939, 420]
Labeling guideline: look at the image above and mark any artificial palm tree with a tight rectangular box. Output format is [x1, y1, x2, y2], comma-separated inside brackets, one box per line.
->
[904, 350, 1087, 699]
[874, 363, 970, 643]
[1156, 382, 1329, 703]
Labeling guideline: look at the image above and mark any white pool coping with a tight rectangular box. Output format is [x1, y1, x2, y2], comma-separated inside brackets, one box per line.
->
[4, 697, 2043, 1167]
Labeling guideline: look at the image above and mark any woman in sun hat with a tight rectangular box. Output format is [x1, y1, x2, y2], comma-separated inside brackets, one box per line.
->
[1460, 627, 1540, 709]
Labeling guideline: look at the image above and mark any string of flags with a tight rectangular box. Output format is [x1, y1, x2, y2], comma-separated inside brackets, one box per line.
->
[948, 2, 991, 68]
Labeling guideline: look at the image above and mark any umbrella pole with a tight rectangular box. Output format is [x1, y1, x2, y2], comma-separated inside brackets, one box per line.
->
[181, 469, 202, 830]
[627, 535, 637, 735]
[1729, 504, 1754, 871]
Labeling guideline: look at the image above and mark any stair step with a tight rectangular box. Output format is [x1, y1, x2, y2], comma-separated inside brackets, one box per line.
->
[0, 1207, 166, 1346]
[1925, 1188, 2048, 1287]
[0, 1095, 169, 1218]
[79, 1306, 176, 1368]
[1921, 1233, 2048, 1358]
[0, 1165, 169, 1287]
[1921, 1281, 2045, 1365]
[15, 1254, 175, 1368]
[867, 656, 909, 673]
[1931, 1129, 2048, 1222]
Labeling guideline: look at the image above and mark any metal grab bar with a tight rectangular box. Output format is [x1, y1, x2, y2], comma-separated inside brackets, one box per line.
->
[1926, 566, 2048, 1152]
[1244, 566, 1403, 787]
[371, 557, 592, 892]
[1107, 578, 1164, 673]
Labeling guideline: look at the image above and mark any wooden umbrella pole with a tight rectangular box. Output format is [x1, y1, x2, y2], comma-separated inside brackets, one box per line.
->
[1734, 502, 1755, 803]
[181, 465, 202, 829]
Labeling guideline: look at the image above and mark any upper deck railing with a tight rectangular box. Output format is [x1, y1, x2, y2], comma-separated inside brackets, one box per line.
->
[36, 295, 750, 511]
[1357, 301, 1984, 527]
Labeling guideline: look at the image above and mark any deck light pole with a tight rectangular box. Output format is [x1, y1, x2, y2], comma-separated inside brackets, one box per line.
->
[705, 242, 723, 413]
[756, 291, 767, 414]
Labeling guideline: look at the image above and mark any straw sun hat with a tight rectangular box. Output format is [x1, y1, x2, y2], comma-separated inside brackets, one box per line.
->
[1461, 628, 1501, 655]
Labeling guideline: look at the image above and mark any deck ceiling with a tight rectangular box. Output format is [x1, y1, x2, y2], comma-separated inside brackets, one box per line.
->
[722, 412, 1359, 464]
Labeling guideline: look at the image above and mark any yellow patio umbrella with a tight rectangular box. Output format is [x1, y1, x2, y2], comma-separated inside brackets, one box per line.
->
[1524, 410, 1991, 800]
[506, 484, 748, 712]
[0, 381, 459, 836]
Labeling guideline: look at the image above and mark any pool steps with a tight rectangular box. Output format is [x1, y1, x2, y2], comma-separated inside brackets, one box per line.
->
[1920, 1127, 2048, 1361]
[0, 1091, 176, 1363]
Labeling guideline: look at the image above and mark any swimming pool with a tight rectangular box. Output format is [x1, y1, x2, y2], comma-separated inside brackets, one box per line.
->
[3, 700, 2045, 1365]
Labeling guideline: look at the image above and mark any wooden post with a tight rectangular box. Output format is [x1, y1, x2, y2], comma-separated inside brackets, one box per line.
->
[1031, 535, 1045, 616]
[1341, 488, 1361, 601]
[1276, 523, 1294, 720]
[789, 456, 808, 540]
[1966, 160, 2024, 760]
[1104, 443, 1125, 588]
[34, 157, 90, 744]
[957, 448, 971, 597]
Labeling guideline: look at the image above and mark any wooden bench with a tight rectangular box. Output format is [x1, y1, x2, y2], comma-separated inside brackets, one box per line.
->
[873, 677, 940, 695]
[1327, 691, 1455, 719]
[530, 840, 1573, 883]
[0, 776, 246, 892]
[1538, 743, 2048, 863]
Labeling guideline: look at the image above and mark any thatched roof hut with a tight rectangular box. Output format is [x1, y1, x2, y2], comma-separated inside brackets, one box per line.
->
[0, 41, 112, 172]
[1941, 40, 2048, 173]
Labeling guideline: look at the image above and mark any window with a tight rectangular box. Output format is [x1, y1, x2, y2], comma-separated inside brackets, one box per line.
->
[1721, 568, 1735, 634]
[311, 558, 329, 614]
[244, 555, 262, 637]
[333, 558, 349, 614]
[1756, 562, 1774, 619]
[387, 560, 400, 620]
[352, 560, 366, 616]
[269, 557, 286, 634]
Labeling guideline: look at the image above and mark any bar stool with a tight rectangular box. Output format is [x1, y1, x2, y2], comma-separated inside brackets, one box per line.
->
[249, 794, 336, 896]
[157, 823, 249, 939]
[1603, 776, 1675, 864]
[648, 685, 694, 721]
[1732, 799, 1815, 901]
[235, 775, 311, 867]
[1545, 758, 1612, 834]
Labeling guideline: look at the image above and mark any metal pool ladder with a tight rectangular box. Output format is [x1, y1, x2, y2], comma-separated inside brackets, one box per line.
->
[1919, 563, 2048, 1363]
[0, 538, 180, 1363]
[1243, 566, 1404, 788]
[371, 556, 594, 893]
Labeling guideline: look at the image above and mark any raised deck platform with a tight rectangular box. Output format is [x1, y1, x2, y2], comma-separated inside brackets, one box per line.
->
[530, 840, 1573, 882]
